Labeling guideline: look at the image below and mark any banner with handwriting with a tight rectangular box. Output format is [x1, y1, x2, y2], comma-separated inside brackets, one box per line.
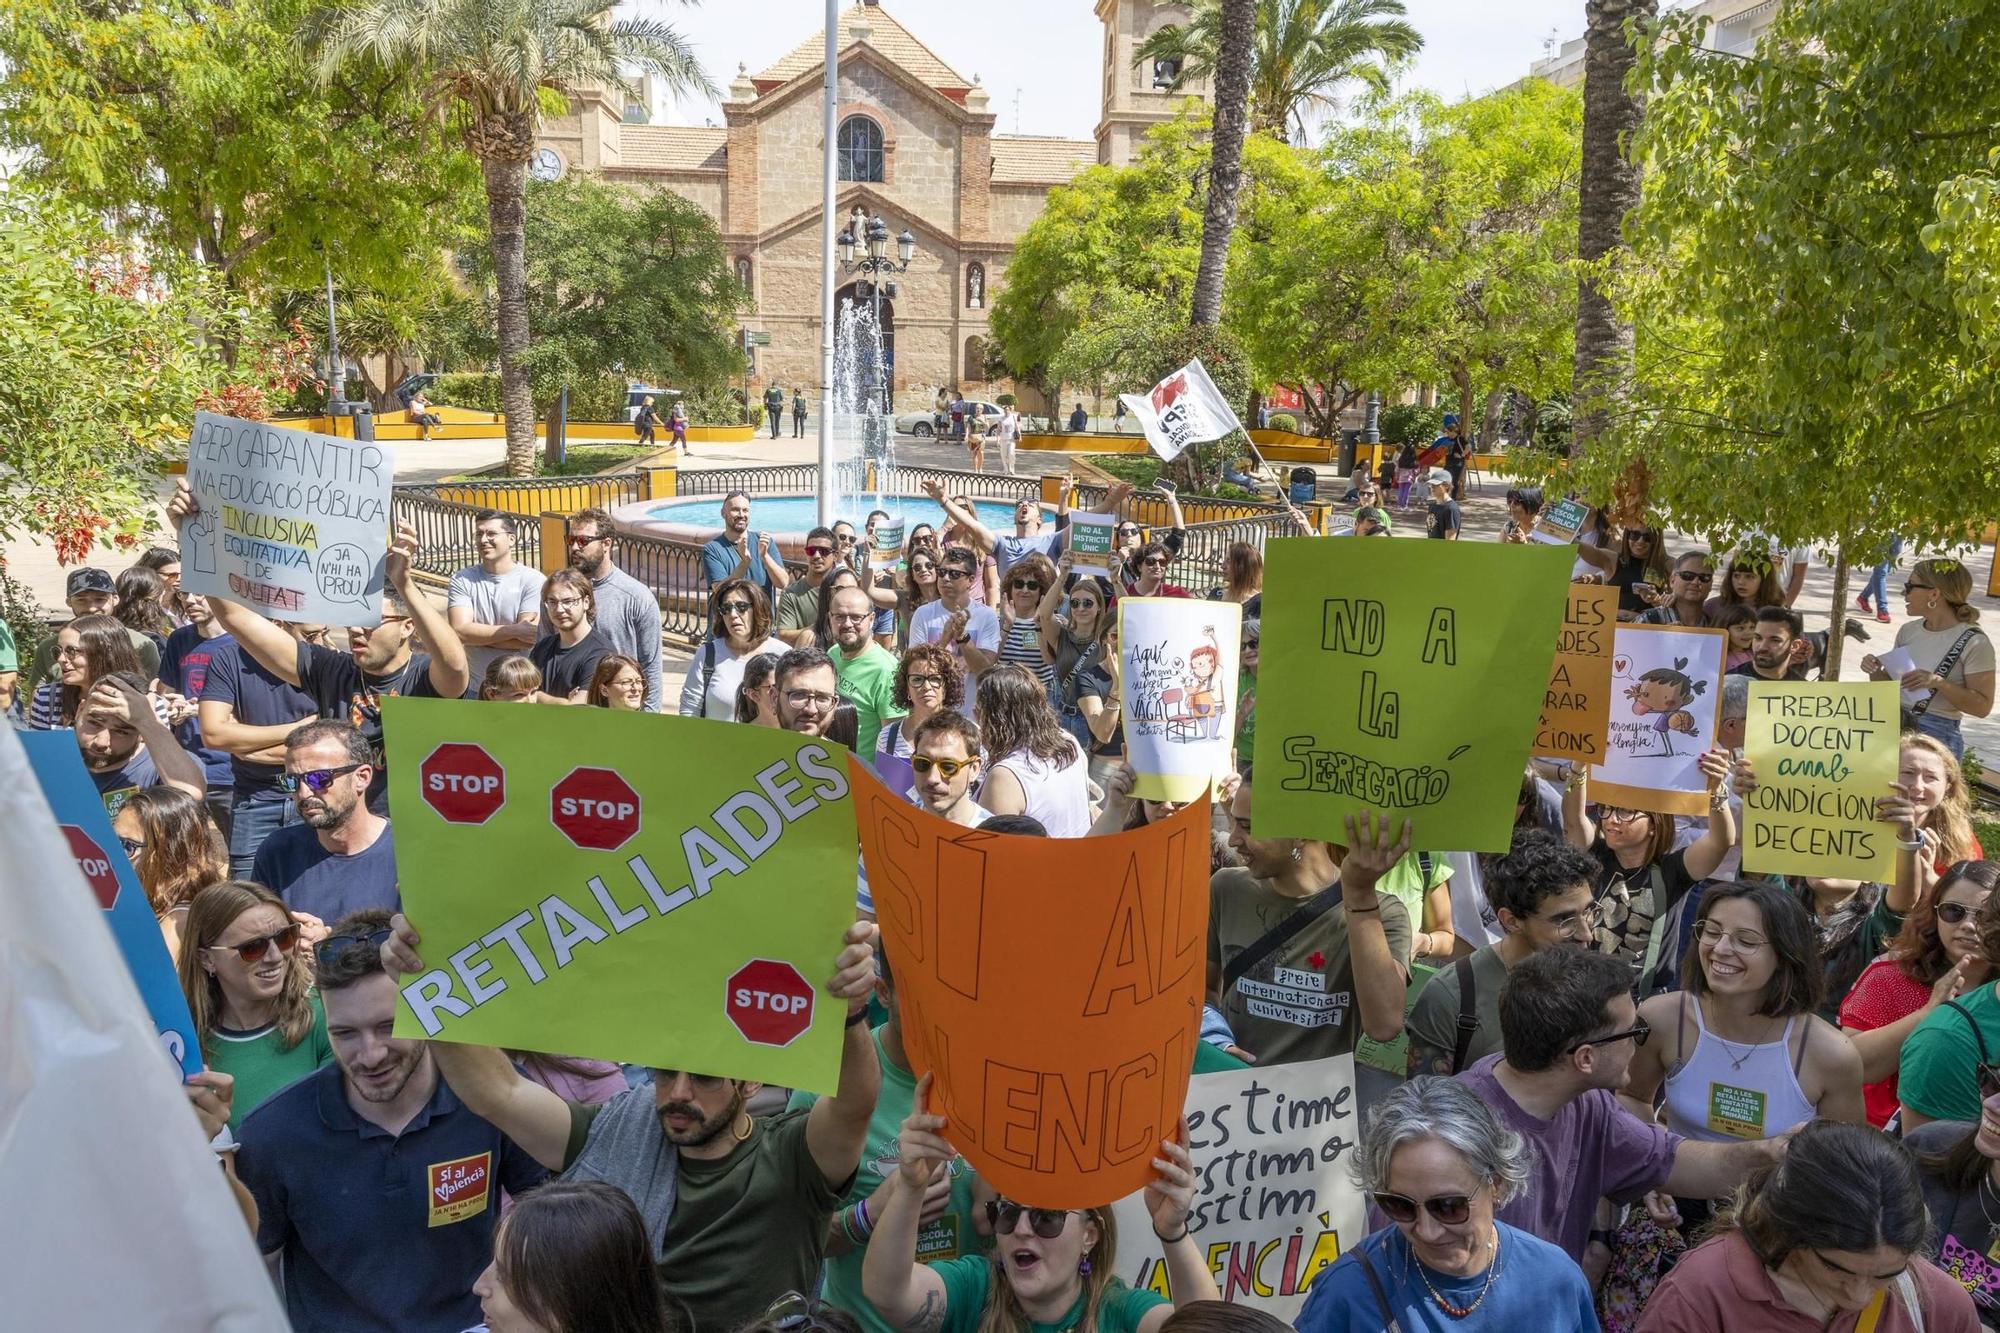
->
[1591, 623, 1728, 817]
[1535, 585, 1619, 763]
[1742, 681, 1898, 880]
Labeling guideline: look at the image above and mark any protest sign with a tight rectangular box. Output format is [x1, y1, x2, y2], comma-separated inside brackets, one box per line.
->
[1119, 359, 1243, 463]
[1355, 960, 1438, 1078]
[1119, 598, 1242, 802]
[870, 518, 906, 566]
[1534, 584, 1619, 763]
[1109, 1055, 1367, 1318]
[384, 698, 859, 1093]
[1067, 512, 1119, 578]
[1591, 623, 1727, 817]
[1742, 681, 1899, 880]
[1251, 539, 1572, 852]
[1530, 497, 1591, 545]
[854, 760, 1211, 1208]
[19, 730, 202, 1077]
[181, 411, 393, 624]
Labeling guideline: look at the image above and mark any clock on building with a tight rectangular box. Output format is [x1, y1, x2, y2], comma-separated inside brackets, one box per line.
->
[529, 148, 564, 182]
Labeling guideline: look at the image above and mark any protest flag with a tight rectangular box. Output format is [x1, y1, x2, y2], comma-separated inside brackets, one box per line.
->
[1119, 359, 1244, 464]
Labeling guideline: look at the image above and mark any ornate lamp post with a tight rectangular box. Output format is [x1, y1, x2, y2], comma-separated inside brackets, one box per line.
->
[837, 207, 915, 413]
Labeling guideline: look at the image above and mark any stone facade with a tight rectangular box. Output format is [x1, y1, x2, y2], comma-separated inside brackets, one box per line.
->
[535, 0, 1206, 414]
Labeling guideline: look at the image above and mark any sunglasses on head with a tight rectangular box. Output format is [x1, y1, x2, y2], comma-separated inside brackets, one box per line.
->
[1372, 1189, 1478, 1226]
[280, 763, 363, 794]
[207, 924, 301, 963]
[986, 1201, 1071, 1238]
[912, 755, 975, 778]
[314, 926, 391, 969]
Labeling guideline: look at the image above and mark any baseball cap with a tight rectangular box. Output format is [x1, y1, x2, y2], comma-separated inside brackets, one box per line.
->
[1425, 467, 1452, 486]
[1442, 414, 1459, 427]
[67, 567, 115, 598]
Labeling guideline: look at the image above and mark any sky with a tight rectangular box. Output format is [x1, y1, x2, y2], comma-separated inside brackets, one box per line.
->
[628, 0, 1594, 136]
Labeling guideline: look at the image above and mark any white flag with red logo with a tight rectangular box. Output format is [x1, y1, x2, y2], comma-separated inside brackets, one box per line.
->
[1119, 358, 1243, 462]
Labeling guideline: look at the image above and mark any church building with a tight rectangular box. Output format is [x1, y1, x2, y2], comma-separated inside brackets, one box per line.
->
[534, 0, 1210, 413]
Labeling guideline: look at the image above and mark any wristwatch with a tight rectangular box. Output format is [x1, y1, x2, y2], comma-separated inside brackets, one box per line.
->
[954, 634, 971, 646]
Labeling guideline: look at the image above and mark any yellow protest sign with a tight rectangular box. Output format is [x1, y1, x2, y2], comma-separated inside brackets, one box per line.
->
[1535, 585, 1618, 763]
[1741, 681, 1898, 880]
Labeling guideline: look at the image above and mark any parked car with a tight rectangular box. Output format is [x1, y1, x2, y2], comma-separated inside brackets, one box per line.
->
[625, 385, 681, 422]
[895, 400, 1003, 438]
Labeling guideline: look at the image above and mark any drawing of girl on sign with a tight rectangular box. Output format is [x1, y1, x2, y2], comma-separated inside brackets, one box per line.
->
[1626, 658, 1706, 757]
[1181, 627, 1226, 741]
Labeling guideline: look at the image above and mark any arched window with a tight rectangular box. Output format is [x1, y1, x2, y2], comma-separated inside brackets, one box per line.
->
[837, 116, 884, 183]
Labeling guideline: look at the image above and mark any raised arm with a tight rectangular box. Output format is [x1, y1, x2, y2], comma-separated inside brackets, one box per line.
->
[386, 523, 469, 699]
[921, 481, 995, 554]
[1682, 749, 1737, 882]
[1562, 767, 1597, 850]
[804, 921, 884, 1187]
[1135, 1131, 1222, 1333]
[164, 480, 300, 687]
[95, 678, 205, 797]
[1035, 556, 1071, 649]
[1336, 811, 1415, 1044]
[862, 1077, 953, 1333]
[759, 535, 793, 591]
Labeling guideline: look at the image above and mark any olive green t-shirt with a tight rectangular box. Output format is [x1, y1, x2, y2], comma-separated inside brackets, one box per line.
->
[1206, 867, 1412, 1066]
[933, 1257, 1165, 1333]
[1406, 944, 1511, 1077]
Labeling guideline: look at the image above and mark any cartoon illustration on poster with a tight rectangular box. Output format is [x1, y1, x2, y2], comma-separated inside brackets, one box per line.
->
[1591, 623, 1727, 816]
[1120, 599, 1241, 801]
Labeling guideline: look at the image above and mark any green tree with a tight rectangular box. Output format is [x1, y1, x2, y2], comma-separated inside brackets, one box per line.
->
[0, 0, 476, 300]
[307, 0, 712, 475]
[1136, 0, 1421, 142]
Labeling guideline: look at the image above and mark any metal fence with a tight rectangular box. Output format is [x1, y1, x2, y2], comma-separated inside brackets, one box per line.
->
[403, 474, 646, 513]
[391, 489, 543, 580]
[1173, 512, 1309, 590]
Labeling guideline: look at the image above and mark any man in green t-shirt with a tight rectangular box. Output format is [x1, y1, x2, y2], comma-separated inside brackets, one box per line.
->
[778, 528, 842, 648]
[831, 586, 904, 755]
[1406, 831, 1601, 1077]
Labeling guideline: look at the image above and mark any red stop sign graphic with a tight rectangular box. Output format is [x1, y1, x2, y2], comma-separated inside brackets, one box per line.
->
[62, 825, 121, 909]
[420, 743, 507, 824]
[551, 767, 641, 850]
[726, 959, 817, 1047]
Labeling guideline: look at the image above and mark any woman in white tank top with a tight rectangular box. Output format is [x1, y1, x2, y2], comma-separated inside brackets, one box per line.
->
[973, 663, 1091, 837]
[1622, 881, 1865, 1149]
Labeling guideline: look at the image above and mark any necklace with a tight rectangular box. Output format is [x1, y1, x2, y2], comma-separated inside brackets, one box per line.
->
[1977, 1172, 2000, 1249]
[1413, 1228, 1502, 1319]
[1705, 998, 1783, 1073]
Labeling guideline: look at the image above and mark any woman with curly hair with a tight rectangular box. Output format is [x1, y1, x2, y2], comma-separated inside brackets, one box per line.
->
[113, 564, 175, 655]
[875, 643, 962, 792]
[112, 785, 228, 960]
[975, 663, 1088, 836]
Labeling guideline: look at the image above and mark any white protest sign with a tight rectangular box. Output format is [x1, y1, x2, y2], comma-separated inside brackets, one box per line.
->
[181, 412, 393, 623]
[1119, 359, 1243, 463]
[1118, 598, 1240, 803]
[1591, 622, 1728, 817]
[1067, 512, 1119, 578]
[1110, 1055, 1366, 1320]
[1876, 646, 1932, 710]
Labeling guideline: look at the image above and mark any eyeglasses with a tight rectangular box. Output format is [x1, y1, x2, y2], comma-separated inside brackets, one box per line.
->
[1372, 1187, 1480, 1225]
[1598, 807, 1650, 824]
[785, 690, 838, 711]
[1141, 557, 1169, 569]
[207, 924, 301, 963]
[315, 926, 391, 969]
[55, 643, 88, 660]
[1070, 599, 1099, 611]
[830, 611, 871, 624]
[1674, 571, 1713, 582]
[938, 568, 971, 581]
[279, 763, 364, 794]
[1695, 921, 1767, 952]
[835, 533, 856, 545]
[911, 755, 976, 778]
[117, 835, 146, 858]
[1242, 638, 1259, 650]
[1008, 579, 1043, 592]
[1569, 1015, 1651, 1054]
[718, 600, 754, 615]
[568, 532, 607, 546]
[1538, 902, 1605, 933]
[986, 1201, 1071, 1238]
[911, 563, 936, 575]
[908, 675, 946, 691]
[1904, 582, 1934, 594]
[1937, 901, 1980, 926]
[547, 596, 585, 612]
[762, 1291, 839, 1333]
[805, 545, 833, 557]
[654, 1069, 728, 1091]
[1116, 526, 1141, 538]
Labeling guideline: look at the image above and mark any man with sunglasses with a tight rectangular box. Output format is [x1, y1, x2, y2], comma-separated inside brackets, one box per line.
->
[236, 909, 548, 1333]
[1457, 947, 1786, 1261]
[910, 548, 999, 696]
[1637, 550, 1720, 627]
[568, 505, 667, 712]
[907, 710, 990, 827]
[1408, 831, 1602, 1077]
[777, 526, 846, 649]
[250, 719, 398, 922]
[375, 912, 882, 1333]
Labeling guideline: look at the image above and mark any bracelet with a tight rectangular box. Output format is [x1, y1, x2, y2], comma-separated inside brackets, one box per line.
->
[838, 1206, 865, 1245]
[854, 1195, 874, 1238]
[1897, 837, 1925, 852]
[1154, 1224, 1191, 1243]
[1347, 901, 1381, 914]
[846, 1007, 871, 1028]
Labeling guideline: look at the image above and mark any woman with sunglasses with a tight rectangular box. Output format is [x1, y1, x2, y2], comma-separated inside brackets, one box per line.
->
[175, 880, 330, 1133]
[1900, 888, 2000, 1132]
[28, 613, 146, 729]
[472, 1180, 675, 1333]
[1910, 1076, 2000, 1330]
[994, 552, 1060, 697]
[1635, 1118, 1977, 1333]
[865, 1075, 1217, 1333]
[680, 579, 789, 720]
[1862, 557, 1994, 761]
[1609, 527, 1672, 619]
[1634, 550, 1720, 627]
[1045, 569, 1124, 787]
[114, 785, 228, 961]
[1297, 1077, 1596, 1333]
[1842, 862, 1999, 1128]
[896, 542, 944, 651]
[585, 653, 648, 711]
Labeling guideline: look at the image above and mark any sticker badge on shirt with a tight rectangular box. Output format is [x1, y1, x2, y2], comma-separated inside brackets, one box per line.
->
[1708, 1083, 1767, 1138]
[100, 785, 139, 819]
[428, 1152, 493, 1228]
[916, 1214, 961, 1264]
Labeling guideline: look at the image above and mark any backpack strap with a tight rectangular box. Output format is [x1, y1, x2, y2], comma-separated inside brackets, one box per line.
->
[1945, 998, 1993, 1064]
[1635, 862, 1671, 993]
[700, 637, 719, 707]
[1450, 955, 1479, 1075]
[1911, 627, 1984, 719]
[1222, 889, 1345, 993]
[1351, 1245, 1403, 1333]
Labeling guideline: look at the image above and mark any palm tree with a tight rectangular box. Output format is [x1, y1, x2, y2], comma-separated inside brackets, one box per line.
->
[1571, 0, 1656, 470]
[1190, 0, 1256, 328]
[1136, 0, 1422, 143]
[307, 0, 712, 475]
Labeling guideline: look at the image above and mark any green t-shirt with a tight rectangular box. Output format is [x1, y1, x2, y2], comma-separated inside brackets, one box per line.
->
[1233, 664, 1257, 760]
[1375, 853, 1450, 940]
[0, 617, 17, 674]
[207, 992, 334, 1132]
[836, 642, 905, 758]
[1899, 980, 2000, 1124]
[932, 1256, 1165, 1333]
[1406, 945, 1510, 1077]
[787, 1032, 987, 1333]
[778, 581, 821, 636]
[1192, 1039, 1248, 1073]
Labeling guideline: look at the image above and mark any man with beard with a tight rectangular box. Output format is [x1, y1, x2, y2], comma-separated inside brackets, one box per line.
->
[565, 506, 665, 711]
[236, 910, 547, 1333]
[1727, 605, 1809, 682]
[250, 720, 398, 921]
[378, 913, 882, 1333]
[829, 586, 902, 754]
[775, 646, 843, 739]
[74, 670, 207, 814]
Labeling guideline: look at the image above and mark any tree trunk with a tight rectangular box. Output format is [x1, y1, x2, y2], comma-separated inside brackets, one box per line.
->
[1190, 0, 1256, 328]
[1826, 551, 1851, 680]
[1481, 388, 1507, 452]
[482, 151, 538, 477]
[1571, 0, 1657, 462]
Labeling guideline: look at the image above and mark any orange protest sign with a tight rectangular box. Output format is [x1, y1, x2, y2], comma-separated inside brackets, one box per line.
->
[851, 759, 1210, 1209]
[1534, 585, 1619, 763]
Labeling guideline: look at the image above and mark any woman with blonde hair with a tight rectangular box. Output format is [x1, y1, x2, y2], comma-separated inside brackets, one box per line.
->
[1863, 556, 1993, 761]
[1886, 732, 1983, 868]
[112, 786, 227, 960]
[479, 654, 542, 703]
[175, 881, 330, 1132]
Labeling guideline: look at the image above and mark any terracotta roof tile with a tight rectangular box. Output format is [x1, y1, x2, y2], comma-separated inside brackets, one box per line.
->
[616, 125, 727, 171]
[754, 3, 971, 92]
[989, 136, 1096, 184]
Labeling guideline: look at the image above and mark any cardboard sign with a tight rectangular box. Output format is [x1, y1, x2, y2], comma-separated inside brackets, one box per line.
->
[854, 760, 1211, 1209]
[1530, 497, 1591, 545]
[1535, 585, 1619, 763]
[1067, 512, 1119, 579]
[870, 518, 906, 566]
[182, 412, 393, 623]
[1119, 598, 1241, 802]
[1591, 623, 1728, 816]
[1119, 358, 1244, 463]
[1251, 539, 1573, 852]
[18, 731, 202, 1077]
[1108, 1056, 1368, 1318]
[1742, 682, 1899, 880]
[384, 698, 859, 1093]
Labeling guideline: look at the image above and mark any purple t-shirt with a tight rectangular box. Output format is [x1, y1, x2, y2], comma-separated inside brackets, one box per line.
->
[1456, 1054, 1680, 1260]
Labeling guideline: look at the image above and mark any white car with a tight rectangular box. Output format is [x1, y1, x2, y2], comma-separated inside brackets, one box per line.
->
[895, 400, 1004, 438]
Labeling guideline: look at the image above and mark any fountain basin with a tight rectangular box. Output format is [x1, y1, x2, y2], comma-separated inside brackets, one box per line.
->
[613, 493, 1046, 554]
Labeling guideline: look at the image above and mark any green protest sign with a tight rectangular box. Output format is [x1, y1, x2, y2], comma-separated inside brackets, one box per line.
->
[1251, 539, 1572, 851]
[383, 697, 859, 1094]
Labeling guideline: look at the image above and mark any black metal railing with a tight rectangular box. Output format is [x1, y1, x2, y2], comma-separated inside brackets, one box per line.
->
[669, 463, 856, 498]
[392, 490, 543, 579]
[1172, 512, 1309, 589]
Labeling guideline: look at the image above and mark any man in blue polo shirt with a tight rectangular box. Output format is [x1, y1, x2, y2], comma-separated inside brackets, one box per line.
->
[236, 909, 546, 1333]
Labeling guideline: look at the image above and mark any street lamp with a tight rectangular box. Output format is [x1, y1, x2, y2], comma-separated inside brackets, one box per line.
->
[838, 206, 915, 413]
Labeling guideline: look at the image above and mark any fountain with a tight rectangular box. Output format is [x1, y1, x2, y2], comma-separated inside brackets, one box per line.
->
[832, 296, 894, 482]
